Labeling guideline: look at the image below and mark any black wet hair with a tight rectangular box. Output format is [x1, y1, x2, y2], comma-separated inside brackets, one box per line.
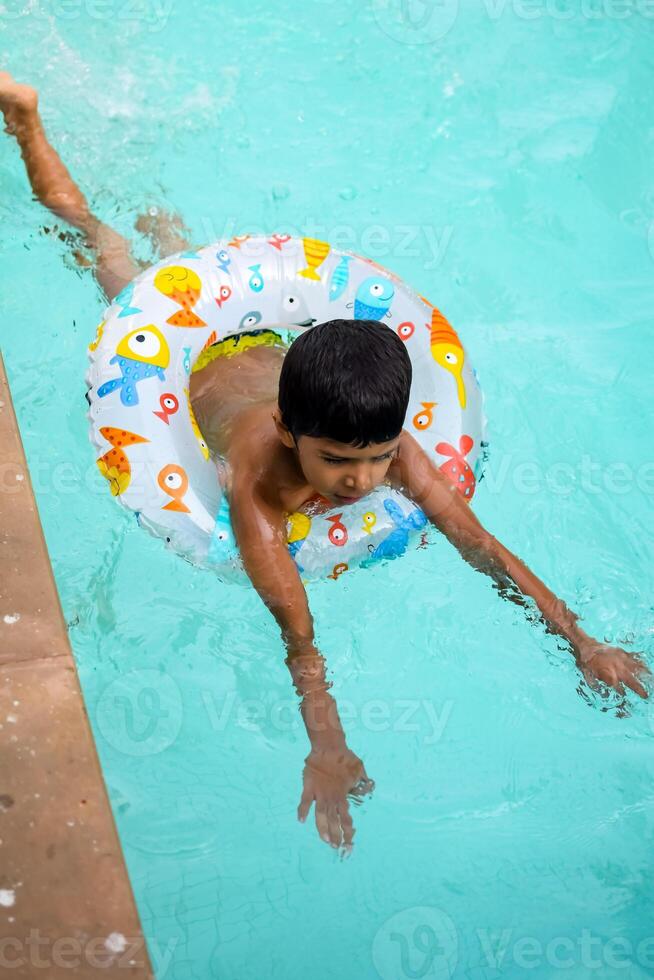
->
[278, 319, 412, 447]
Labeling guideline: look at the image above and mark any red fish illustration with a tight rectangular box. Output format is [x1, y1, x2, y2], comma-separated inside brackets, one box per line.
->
[326, 513, 348, 546]
[215, 284, 232, 309]
[153, 393, 180, 425]
[397, 321, 415, 342]
[436, 435, 476, 501]
[269, 233, 291, 251]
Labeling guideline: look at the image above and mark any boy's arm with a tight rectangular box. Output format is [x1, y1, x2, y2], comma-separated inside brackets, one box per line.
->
[228, 474, 350, 749]
[389, 431, 650, 699]
[229, 475, 373, 849]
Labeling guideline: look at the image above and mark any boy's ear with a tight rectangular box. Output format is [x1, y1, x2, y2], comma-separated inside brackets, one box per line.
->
[273, 409, 296, 449]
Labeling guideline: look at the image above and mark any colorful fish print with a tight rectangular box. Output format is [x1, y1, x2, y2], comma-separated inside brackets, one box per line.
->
[364, 499, 427, 565]
[436, 435, 476, 500]
[412, 402, 437, 431]
[114, 282, 141, 319]
[154, 266, 207, 328]
[298, 237, 330, 281]
[269, 233, 291, 251]
[216, 248, 231, 275]
[183, 388, 210, 460]
[215, 284, 232, 309]
[239, 310, 263, 330]
[96, 326, 170, 407]
[327, 513, 348, 547]
[429, 306, 466, 409]
[362, 511, 377, 535]
[353, 276, 394, 320]
[328, 562, 349, 580]
[158, 463, 191, 513]
[397, 321, 415, 342]
[228, 234, 250, 249]
[287, 511, 312, 571]
[154, 392, 179, 425]
[248, 264, 264, 292]
[96, 426, 149, 496]
[88, 320, 105, 352]
[182, 346, 192, 373]
[208, 495, 238, 563]
[329, 255, 351, 301]
[278, 290, 315, 328]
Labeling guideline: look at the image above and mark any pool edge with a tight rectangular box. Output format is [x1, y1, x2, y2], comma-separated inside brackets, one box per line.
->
[0, 351, 155, 979]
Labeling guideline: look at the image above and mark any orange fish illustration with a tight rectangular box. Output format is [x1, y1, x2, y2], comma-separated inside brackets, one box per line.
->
[328, 562, 349, 580]
[96, 426, 149, 496]
[412, 401, 437, 430]
[154, 266, 207, 328]
[428, 307, 466, 409]
[228, 234, 250, 249]
[158, 463, 191, 513]
[298, 238, 330, 281]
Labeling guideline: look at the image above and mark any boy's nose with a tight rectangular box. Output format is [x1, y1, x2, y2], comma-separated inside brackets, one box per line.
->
[345, 469, 374, 494]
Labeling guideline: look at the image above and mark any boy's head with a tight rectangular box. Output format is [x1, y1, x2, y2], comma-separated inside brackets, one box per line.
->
[275, 319, 412, 505]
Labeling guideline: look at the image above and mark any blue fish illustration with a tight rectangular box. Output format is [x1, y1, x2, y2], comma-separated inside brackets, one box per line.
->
[182, 346, 192, 373]
[329, 256, 351, 302]
[96, 326, 170, 407]
[353, 276, 394, 320]
[208, 496, 238, 563]
[114, 282, 141, 319]
[216, 249, 231, 275]
[364, 498, 427, 565]
[239, 310, 263, 330]
[248, 264, 264, 292]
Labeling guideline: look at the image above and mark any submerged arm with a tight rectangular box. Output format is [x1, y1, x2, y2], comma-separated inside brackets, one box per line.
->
[228, 476, 372, 847]
[389, 431, 650, 699]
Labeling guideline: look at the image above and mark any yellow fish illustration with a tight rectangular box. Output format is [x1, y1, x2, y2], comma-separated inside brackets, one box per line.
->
[362, 511, 377, 535]
[287, 511, 312, 544]
[183, 388, 210, 460]
[154, 266, 207, 328]
[429, 307, 466, 409]
[298, 238, 330, 281]
[96, 426, 149, 496]
[89, 320, 105, 352]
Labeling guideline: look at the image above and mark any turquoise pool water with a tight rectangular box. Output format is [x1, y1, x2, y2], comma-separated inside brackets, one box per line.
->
[2, 2, 654, 977]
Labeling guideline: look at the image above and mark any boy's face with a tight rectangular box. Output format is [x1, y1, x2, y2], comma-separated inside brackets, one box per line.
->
[275, 415, 400, 505]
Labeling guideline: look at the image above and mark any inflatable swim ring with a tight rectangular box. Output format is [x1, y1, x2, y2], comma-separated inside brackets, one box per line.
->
[87, 235, 487, 581]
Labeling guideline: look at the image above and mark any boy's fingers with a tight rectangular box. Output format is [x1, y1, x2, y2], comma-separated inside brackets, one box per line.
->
[298, 790, 313, 823]
[327, 804, 343, 848]
[338, 801, 355, 848]
[623, 673, 648, 699]
[315, 806, 330, 844]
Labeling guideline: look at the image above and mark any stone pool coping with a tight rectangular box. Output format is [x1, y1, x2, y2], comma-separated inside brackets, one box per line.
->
[0, 353, 154, 978]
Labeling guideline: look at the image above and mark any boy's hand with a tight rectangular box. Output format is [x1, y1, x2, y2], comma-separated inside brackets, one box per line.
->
[298, 747, 374, 852]
[574, 640, 651, 700]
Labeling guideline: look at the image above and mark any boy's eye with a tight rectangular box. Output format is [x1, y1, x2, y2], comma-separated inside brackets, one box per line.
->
[322, 457, 344, 465]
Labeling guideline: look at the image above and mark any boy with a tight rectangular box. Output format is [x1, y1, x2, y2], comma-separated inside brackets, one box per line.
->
[2, 73, 649, 852]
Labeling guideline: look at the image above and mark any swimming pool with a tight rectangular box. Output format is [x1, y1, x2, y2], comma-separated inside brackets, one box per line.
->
[2, 1, 654, 977]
